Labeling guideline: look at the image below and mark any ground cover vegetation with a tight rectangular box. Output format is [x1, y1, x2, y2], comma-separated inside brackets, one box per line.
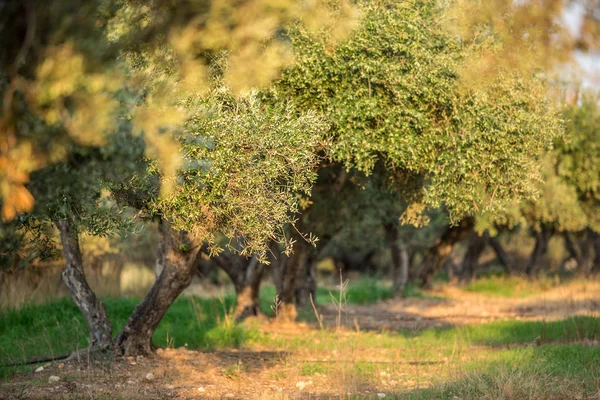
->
[1, 0, 600, 398]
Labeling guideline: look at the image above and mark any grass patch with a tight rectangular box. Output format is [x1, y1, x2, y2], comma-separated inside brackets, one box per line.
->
[0, 295, 254, 377]
[259, 278, 432, 314]
[464, 275, 560, 298]
[402, 344, 600, 400]
[300, 362, 326, 376]
[0, 277, 411, 376]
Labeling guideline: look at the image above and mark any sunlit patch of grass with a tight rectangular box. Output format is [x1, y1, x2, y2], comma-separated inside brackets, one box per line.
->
[400, 344, 600, 400]
[258, 278, 435, 315]
[300, 362, 326, 376]
[204, 321, 259, 350]
[222, 362, 247, 380]
[464, 275, 560, 298]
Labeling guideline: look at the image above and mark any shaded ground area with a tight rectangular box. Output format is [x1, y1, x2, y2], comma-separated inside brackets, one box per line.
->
[1, 281, 599, 399]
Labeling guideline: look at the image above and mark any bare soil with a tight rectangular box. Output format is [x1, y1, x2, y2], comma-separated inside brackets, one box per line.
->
[1, 281, 598, 400]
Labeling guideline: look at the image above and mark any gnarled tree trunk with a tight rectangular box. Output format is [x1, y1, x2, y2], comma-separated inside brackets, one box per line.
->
[384, 224, 409, 297]
[271, 237, 307, 322]
[55, 219, 113, 350]
[459, 232, 487, 283]
[116, 219, 200, 356]
[211, 252, 265, 322]
[526, 225, 554, 276]
[418, 219, 473, 288]
[564, 230, 596, 275]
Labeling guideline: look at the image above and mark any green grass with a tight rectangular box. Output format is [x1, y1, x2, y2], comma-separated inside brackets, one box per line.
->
[399, 344, 600, 400]
[1, 278, 598, 399]
[464, 275, 560, 298]
[259, 277, 413, 313]
[300, 362, 326, 376]
[0, 295, 246, 375]
[0, 278, 405, 375]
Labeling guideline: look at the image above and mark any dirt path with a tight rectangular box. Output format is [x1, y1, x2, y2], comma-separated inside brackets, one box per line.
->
[1, 281, 598, 400]
[318, 281, 600, 331]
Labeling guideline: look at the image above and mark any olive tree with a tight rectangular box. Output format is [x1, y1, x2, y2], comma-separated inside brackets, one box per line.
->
[264, 0, 562, 315]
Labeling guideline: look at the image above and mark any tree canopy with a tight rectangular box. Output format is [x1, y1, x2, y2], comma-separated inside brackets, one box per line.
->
[271, 0, 562, 223]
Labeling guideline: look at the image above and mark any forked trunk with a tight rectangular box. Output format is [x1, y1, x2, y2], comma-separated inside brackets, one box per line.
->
[384, 224, 409, 297]
[55, 219, 113, 350]
[116, 219, 199, 356]
[459, 233, 487, 283]
[196, 246, 265, 322]
[526, 225, 554, 276]
[208, 248, 265, 322]
[418, 219, 473, 288]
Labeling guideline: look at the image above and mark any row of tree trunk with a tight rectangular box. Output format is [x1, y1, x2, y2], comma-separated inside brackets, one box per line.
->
[57, 211, 600, 358]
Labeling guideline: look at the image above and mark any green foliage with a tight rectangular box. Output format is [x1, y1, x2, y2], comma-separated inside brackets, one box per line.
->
[486, 92, 600, 234]
[0, 0, 357, 219]
[556, 94, 600, 232]
[273, 0, 561, 223]
[157, 91, 327, 257]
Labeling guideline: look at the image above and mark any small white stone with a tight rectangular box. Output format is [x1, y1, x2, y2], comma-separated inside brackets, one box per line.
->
[296, 381, 306, 390]
[127, 380, 136, 385]
[377, 393, 386, 399]
[145, 373, 155, 381]
[197, 387, 205, 392]
[48, 376, 60, 383]
[35, 366, 44, 373]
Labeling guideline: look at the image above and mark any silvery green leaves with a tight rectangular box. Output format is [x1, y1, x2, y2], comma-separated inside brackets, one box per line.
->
[273, 0, 562, 225]
[156, 91, 327, 260]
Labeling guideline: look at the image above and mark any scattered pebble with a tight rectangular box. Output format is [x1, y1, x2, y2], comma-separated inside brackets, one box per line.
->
[48, 376, 60, 383]
[145, 373, 155, 381]
[35, 366, 44, 373]
[197, 387, 205, 392]
[127, 380, 136, 385]
[130, 362, 137, 366]
[58, 363, 65, 369]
